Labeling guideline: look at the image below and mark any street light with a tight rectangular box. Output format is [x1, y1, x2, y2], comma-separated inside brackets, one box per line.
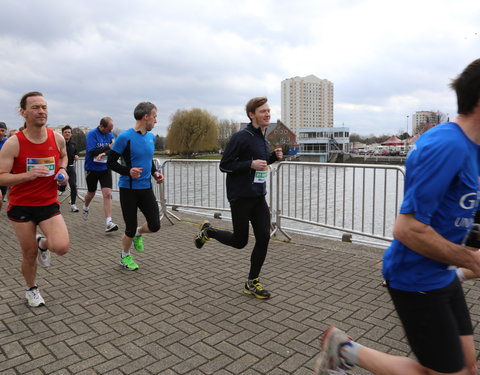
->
[406, 115, 409, 137]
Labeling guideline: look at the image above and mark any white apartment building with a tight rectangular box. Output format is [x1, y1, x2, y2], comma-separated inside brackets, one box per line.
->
[281, 75, 334, 135]
[411, 111, 439, 135]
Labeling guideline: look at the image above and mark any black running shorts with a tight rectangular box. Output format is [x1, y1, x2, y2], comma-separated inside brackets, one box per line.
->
[8, 203, 61, 224]
[387, 278, 472, 373]
[86, 169, 113, 192]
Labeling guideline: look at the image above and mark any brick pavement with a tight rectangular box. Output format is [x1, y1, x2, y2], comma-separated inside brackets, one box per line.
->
[1, 198, 480, 374]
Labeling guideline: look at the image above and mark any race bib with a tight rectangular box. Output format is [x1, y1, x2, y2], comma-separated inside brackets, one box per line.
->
[253, 169, 268, 184]
[26, 157, 55, 176]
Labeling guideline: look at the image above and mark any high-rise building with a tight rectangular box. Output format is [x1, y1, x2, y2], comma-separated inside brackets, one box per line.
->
[411, 111, 440, 135]
[281, 75, 334, 135]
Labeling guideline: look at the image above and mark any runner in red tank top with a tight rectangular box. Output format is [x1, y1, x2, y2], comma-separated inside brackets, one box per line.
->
[0, 92, 70, 307]
[9, 128, 60, 207]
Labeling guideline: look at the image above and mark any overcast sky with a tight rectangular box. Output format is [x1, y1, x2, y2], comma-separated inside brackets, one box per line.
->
[0, 0, 479, 137]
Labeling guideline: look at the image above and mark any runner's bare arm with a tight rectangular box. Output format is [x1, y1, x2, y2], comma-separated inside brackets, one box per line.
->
[55, 132, 68, 169]
[54, 132, 69, 183]
[393, 213, 480, 275]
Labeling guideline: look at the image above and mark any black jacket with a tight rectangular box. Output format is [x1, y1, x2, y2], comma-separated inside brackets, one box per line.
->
[220, 123, 278, 202]
[65, 140, 78, 166]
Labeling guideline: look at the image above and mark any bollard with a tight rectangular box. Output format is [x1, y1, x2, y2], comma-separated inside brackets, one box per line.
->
[342, 233, 352, 243]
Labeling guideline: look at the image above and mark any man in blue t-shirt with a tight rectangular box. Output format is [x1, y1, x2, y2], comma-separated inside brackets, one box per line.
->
[315, 59, 480, 375]
[83, 117, 118, 232]
[107, 102, 164, 270]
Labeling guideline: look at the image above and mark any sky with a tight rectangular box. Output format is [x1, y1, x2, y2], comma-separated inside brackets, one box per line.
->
[0, 0, 479, 137]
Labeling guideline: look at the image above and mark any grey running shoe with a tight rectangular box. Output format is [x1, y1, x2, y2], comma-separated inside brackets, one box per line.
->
[36, 234, 50, 267]
[194, 220, 212, 249]
[71, 204, 79, 212]
[82, 207, 89, 220]
[314, 326, 353, 375]
[105, 222, 119, 233]
[243, 278, 271, 299]
[26, 286, 45, 307]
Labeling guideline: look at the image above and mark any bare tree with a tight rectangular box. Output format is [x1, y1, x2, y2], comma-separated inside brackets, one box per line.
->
[71, 127, 86, 153]
[166, 108, 219, 158]
[217, 119, 239, 151]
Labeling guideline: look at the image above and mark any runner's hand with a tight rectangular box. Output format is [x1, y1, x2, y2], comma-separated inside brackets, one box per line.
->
[26, 165, 51, 180]
[130, 167, 143, 178]
[55, 171, 69, 186]
[251, 159, 267, 170]
[275, 148, 283, 160]
[153, 172, 164, 184]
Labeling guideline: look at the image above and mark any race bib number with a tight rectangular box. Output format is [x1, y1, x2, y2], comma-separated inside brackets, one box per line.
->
[26, 157, 55, 176]
[254, 169, 268, 184]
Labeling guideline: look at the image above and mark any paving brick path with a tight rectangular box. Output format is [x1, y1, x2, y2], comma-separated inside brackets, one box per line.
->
[1, 198, 479, 374]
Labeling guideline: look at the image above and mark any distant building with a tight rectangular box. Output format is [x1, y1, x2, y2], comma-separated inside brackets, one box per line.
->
[281, 75, 334, 135]
[297, 127, 350, 162]
[412, 111, 440, 135]
[264, 120, 297, 151]
[240, 121, 297, 152]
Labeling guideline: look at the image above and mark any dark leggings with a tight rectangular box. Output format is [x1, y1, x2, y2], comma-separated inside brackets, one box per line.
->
[66, 165, 78, 205]
[209, 196, 270, 279]
[58, 166, 78, 204]
[119, 188, 160, 238]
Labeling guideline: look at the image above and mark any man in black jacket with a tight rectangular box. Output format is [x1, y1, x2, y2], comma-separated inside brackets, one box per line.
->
[58, 125, 80, 212]
[194, 96, 282, 299]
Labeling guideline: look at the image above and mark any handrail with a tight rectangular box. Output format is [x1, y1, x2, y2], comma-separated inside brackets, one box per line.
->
[73, 158, 405, 245]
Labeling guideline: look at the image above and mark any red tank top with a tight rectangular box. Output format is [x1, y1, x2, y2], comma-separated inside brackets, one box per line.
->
[9, 128, 60, 207]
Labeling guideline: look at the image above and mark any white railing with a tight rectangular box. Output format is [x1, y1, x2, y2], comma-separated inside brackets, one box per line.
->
[73, 158, 405, 244]
[271, 162, 404, 243]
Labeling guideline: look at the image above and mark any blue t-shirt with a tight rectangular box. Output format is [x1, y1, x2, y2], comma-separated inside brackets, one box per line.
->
[0, 137, 7, 150]
[382, 122, 480, 291]
[85, 128, 114, 171]
[111, 128, 155, 189]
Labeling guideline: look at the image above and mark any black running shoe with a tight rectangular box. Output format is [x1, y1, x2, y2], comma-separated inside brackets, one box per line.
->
[194, 220, 212, 249]
[243, 278, 271, 299]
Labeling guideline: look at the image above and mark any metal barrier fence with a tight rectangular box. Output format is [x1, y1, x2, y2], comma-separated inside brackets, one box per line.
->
[73, 158, 405, 243]
[159, 159, 405, 243]
[271, 162, 405, 243]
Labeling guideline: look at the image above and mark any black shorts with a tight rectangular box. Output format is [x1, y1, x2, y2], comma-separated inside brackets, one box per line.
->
[86, 169, 112, 192]
[0, 186, 7, 196]
[387, 278, 472, 373]
[7, 203, 61, 224]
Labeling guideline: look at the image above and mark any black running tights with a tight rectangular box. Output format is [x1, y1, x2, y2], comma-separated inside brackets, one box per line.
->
[209, 196, 270, 280]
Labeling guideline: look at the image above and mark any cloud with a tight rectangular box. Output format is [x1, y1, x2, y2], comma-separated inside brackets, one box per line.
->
[0, 0, 479, 136]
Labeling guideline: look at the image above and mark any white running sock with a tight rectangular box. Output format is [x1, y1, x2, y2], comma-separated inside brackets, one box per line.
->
[340, 341, 361, 366]
[456, 268, 467, 282]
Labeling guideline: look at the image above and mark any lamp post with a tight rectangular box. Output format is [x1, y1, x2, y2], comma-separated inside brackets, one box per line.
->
[406, 115, 409, 136]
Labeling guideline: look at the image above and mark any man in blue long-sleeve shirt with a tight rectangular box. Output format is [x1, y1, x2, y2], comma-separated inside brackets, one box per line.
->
[83, 117, 118, 232]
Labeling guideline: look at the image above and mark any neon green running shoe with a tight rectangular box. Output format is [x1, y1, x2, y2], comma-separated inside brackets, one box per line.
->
[133, 236, 144, 252]
[120, 255, 139, 271]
